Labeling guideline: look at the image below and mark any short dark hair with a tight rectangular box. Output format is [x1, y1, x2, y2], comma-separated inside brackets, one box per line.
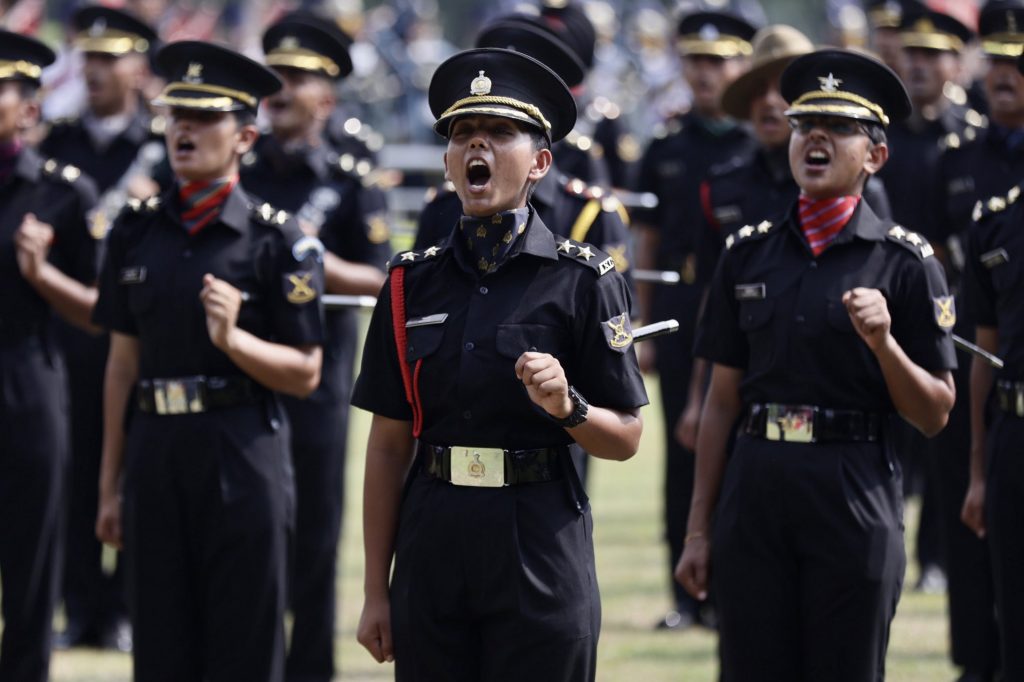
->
[233, 110, 257, 128]
[530, 128, 550, 152]
[864, 123, 886, 146]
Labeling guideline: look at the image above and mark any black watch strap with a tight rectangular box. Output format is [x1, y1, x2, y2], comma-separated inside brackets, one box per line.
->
[551, 386, 589, 428]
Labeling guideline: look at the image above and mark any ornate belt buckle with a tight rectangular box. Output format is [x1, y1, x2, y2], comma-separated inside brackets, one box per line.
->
[449, 446, 505, 487]
[765, 404, 815, 443]
[164, 380, 189, 415]
[152, 380, 169, 415]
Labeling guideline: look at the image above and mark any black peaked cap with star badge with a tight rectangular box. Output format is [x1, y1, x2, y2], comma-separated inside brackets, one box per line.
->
[262, 11, 353, 80]
[152, 41, 282, 112]
[676, 11, 758, 58]
[781, 48, 911, 127]
[539, 1, 597, 70]
[429, 47, 576, 142]
[0, 30, 55, 85]
[72, 6, 158, 57]
[476, 14, 585, 88]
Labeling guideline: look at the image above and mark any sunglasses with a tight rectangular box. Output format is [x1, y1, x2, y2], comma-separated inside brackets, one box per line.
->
[788, 117, 869, 137]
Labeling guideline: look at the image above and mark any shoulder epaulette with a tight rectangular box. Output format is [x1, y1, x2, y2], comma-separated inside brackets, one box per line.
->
[885, 224, 935, 258]
[42, 158, 83, 185]
[555, 237, 616, 276]
[125, 195, 161, 214]
[252, 201, 290, 226]
[724, 220, 774, 250]
[972, 185, 1021, 223]
[387, 244, 443, 272]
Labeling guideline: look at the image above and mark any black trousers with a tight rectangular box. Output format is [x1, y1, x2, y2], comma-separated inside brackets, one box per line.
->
[932, 363, 999, 672]
[713, 435, 905, 682]
[390, 470, 600, 682]
[281, 393, 348, 682]
[0, 338, 67, 682]
[123, 405, 293, 682]
[652, 294, 699, 615]
[986, 412, 1024, 681]
[58, 325, 125, 634]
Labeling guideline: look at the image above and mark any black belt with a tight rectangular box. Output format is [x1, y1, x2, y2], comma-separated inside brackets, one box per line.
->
[421, 443, 565, 487]
[996, 381, 1024, 417]
[136, 375, 265, 415]
[743, 403, 882, 444]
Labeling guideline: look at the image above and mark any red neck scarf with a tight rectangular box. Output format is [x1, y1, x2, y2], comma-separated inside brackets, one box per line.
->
[178, 175, 238, 235]
[798, 194, 861, 256]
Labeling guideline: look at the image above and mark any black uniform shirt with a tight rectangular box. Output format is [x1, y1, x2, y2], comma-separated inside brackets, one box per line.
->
[93, 184, 324, 380]
[964, 186, 1024, 378]
[0, 149, 98, 326]
[241, 135, 392, 269]
[40, 108, 162, 193]
[414, 170, 634, 279]
[633, 112, 756, 278]
[881, 104, 984, 239]
[352, 211, 648, 449]
[696, 201, 956, 412]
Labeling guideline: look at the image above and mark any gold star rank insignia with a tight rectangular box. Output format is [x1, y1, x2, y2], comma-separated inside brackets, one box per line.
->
[576, 246, 595, 261]
[285, 272, 317, 304]
[557, 239, 576, 254]
[400, 251, 417, 261]
[933, 296, 956, 329]
[602, 312, 634, 353]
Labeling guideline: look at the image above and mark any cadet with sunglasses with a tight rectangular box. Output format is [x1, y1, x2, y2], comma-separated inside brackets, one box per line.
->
[353, 48, 646, 681]
[677, 49, 956, 680]
[93, 42, 324, 682]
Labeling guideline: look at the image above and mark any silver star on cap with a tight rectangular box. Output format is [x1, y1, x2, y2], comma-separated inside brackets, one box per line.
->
[819, 73, 843, 92]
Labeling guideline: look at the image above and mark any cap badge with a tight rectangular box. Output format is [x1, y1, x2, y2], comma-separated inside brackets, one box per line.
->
[89, 18, 107, 36]
[470, 70, 492, 96]
[185, 62, 204, 84]
[819, 73, 842, 92]
[280, 36, 299, 50]
[699, 24, 720, 41]
[914, 18, 935, 33]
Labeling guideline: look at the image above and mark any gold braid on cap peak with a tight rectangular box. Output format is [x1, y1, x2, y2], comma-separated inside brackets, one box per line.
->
[75, 31, 150, 55]
[901, 32, 964, 52]
[982, 35, 1024, 57]
[676, 35, 753, 58]
[790, 89, 888, 126]
[154, 82, 258, 109]
[0, 60, 42, 80]
[440, 95, 551, 130]
[266, 48, 340, 77]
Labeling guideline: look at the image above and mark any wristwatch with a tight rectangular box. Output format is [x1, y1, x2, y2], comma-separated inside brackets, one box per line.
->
[551, 386, 589, 428]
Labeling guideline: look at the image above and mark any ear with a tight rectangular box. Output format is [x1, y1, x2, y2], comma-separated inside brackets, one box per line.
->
[235, 124, 260, 155]
[863, 140, 888, 176]
[443, 151, 450, 181]
[314, 82, 335, 123]
[527, 146, 553, 183]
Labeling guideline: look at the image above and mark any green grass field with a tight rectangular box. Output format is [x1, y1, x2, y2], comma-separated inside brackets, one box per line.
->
[46, 376, 958, 681]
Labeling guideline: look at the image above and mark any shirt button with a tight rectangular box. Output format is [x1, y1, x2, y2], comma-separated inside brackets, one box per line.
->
[479, 286, 489, 295]
[463, 410, 472, 420]
[464, 342, 475, 351]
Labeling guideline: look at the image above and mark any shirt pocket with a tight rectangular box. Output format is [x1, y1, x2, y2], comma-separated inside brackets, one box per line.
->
[495, 323, 568, 361]
[405, 320, 447, 363]
[737, 299, 774, 369]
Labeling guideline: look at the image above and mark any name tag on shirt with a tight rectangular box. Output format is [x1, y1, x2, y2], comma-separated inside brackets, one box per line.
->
[980, 248, 1009, 269]
[406, 313, 448, 328]
[118, 266, 147, 284]
[734, 283, 766, 301]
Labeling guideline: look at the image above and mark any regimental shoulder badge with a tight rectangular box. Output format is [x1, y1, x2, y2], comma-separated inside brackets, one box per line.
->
[603, 243, 629, 273]
[933, 295, 956, 329]
[725, 220, 773, 250]
[885, 224, 934, 259]
[284, 272, 317, 305]
[973, 185, 1021, 224]
[602, 312, 634, 353]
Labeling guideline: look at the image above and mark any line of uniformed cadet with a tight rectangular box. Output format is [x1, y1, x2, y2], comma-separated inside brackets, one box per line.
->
[2, 0, 1024, 681]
